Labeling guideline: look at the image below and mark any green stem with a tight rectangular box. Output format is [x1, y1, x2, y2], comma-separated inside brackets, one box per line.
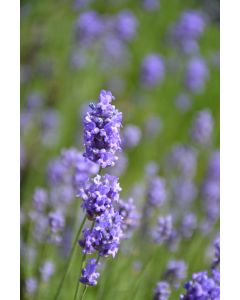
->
[73, 253, 86, 300]
[73, 222, 96, 300]
[54, 215, 87, 300]
[80, 285, 88, 300]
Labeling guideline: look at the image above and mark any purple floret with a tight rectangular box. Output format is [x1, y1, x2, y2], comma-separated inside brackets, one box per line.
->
[80, 258, 100, 286]
[77, 174, 121, 219]
[83, 90, 122, 168]
[79, 208, 123, 257]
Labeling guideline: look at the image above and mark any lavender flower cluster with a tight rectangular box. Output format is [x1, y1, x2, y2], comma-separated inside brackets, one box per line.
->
[171, 10, 206, 55]
[83, 90, 122, 168]
[78, 90, 137, 286]
[71, 9, 138, 71]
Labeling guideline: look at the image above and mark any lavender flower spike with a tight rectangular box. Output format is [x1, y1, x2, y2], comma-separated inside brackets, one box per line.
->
[190, 109, 213, 145]
[80, 258, 100, 286]
[77, 174, 121, 219]
[180, 271, 220, 300]
[79, 208, 123, 257]
[154, 281, 171, 300]
[164, 260, 187, 288]
[141, 54, 165, 87]
[83, 90, 122, 168]
[153, 215, 173, 243]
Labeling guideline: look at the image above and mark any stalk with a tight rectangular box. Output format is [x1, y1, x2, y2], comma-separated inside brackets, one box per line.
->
[54, 214, 87, 300]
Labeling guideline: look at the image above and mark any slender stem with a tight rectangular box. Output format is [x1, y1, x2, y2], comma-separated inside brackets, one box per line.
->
[54, 215, 87, 300]
[80, 285, 88, 300]
[73, 253, 86, 300]
[73, 221, 96, 300]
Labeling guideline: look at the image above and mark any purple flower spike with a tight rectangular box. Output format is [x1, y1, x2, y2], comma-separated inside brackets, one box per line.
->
[180, 271, 220, 300]
[154, 281, 171, 300]
[122, 124, 142, 149]
[77, 174, 121, 219]
[164, 260, 187, 288]
[75, 11, 103, 45]
[80, 258, 100, 286]
[181, 213, 197, 238]
[141, 54, 165, 87]
[48, 211, 65, 234]
[119, 198, 139, 236]
[185, 57, 209, 93]
[40, 261, 55, 283]
[147, 177, 167, 207]
[190, 110, 213, 145]
[153, 215, 173, 243]
[79, 208, 123, 257]
[169, 145, 197, 177]
[115, 10, 138, 41]
[83, 90, 122, 168]
[25, 277, 37, 294]
[174, 10, 205, 41]
[207, 151, 220, 180]
[33, 188, 47, 212]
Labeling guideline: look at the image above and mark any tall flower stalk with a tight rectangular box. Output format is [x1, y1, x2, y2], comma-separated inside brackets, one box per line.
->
[74, 90, 123, 299]
[54, 90, 124, 300]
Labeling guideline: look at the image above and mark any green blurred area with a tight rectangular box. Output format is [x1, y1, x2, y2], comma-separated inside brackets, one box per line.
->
[21, 0, 219, 299]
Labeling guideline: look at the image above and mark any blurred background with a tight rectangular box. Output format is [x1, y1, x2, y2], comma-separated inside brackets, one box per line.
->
[20, 0, 220, 299]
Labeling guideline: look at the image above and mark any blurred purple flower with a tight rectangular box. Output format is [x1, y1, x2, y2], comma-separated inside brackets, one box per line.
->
[144, 115, 163, 137]
[207, 151, 220, 180]
[185, 57, 209, 93]
[190, 110, 213, 145]
[115, 10, 138, 41]
[147, 176, 167, 207]
[40, 261, 55, 283]
[75, 11, 103, 45]
[169, 145, 197, 177]
[172, 178, 197, 206]
[153, 281, 171, 300]
[32, 188, 48, 212]
[141, 54, 165, 87]
[143, 0, 160, 11]
[164, 260, 187, 288]
[122, 124, 142, 149]
[181, 213, 197, 238]
[48, 211, 65, 234]
[174, 94, 192, 112]
[153, 215, 173, 243]
[119, 198, 139, 236]
[25, 277, 37, 294]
